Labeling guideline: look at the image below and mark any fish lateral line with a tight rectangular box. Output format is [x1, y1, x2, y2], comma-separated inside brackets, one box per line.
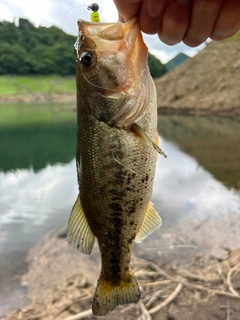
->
[131, 123, 167, 158]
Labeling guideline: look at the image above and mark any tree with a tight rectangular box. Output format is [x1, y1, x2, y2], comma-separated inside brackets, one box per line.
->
[0, 43, 30, 74]
[148, 52, 168, 78]
[0, 21, 19, 45]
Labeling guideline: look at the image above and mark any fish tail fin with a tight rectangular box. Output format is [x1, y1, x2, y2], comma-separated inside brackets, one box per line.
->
[92, 271, 140, 317]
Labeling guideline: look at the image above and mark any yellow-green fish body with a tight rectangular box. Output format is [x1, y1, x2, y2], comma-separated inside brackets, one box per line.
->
[67, 17, 162, 317]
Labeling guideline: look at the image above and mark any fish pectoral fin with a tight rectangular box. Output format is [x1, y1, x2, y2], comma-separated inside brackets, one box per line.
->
[131, 123, 167, 158]
[135, 202, 162, 243]
[67, 195, 95, 255]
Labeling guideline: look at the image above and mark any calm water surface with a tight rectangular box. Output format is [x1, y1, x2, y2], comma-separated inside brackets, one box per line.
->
[0, 110, 240, 316]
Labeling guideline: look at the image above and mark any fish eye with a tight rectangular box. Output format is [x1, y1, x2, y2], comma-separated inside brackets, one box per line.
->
[79, 51, 95, 68]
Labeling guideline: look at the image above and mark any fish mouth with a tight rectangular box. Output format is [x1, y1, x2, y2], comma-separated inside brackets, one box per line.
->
[76, 16, 147, 67]
[77, 16, 138, 41]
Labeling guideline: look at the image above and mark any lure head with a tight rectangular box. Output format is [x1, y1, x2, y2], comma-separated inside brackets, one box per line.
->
[75, 17, 152, 128]
[87, 3, 99, 12]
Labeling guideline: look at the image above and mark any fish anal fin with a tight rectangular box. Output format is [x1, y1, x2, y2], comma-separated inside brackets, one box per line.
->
[92, 271, 140, 317]
[67, 195, 95, 255]
[135, 202, 162, 243]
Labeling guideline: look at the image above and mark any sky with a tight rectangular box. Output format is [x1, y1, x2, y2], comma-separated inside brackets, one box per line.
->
[0, 0, 205, 63]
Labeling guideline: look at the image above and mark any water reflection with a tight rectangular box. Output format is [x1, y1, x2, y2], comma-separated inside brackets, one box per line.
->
[1, 136, 239, 315]
[1, 137, 238, 246]
[0, 114, 240, 316]
[0, 161, 77, 239]
[152, 137, 240, 229]
[158, 115, 240, 188]
[0, 161, 78, 316]
[0, 122, 76, 172]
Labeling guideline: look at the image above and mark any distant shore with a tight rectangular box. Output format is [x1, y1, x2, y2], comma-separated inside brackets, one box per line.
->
[0, 92, 239, 118]
[0, 93, 76, 104]
[0, 75, 76, 105]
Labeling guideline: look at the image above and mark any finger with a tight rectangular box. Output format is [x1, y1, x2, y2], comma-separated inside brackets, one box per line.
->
[183, 0, 223, 47]
[146, 0, 166, 17]
[211, 0, 240, 41]
[139, 0, 167, 34]
[113, 0, 142, 22]
[158, 0, 191, 45]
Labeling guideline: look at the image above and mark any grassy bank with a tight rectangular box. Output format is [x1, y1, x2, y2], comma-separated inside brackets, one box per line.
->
[0, 75, 76, 96]
[0, 76, 76, 126]
[0, 102, 76, 127]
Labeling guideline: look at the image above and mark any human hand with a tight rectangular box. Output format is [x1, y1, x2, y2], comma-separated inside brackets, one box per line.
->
[113, 0, 240, 47]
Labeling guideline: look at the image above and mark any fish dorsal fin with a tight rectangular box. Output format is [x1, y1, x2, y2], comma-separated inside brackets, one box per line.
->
[67, 195, 95, 255]
[135, 202, 162, 243]
[131, 123, 167, 158]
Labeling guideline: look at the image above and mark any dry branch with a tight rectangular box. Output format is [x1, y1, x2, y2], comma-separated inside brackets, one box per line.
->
[148, 283, 183, 314]
[64, 308, 92, 320]
[227, 263, 240, 296]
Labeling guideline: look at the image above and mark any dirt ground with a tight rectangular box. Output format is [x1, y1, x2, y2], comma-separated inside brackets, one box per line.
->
[155, 35, 240, 117]
[2, 209, 240, 320]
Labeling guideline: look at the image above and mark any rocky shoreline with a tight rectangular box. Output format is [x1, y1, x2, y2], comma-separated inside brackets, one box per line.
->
[0, 93, 76, 104]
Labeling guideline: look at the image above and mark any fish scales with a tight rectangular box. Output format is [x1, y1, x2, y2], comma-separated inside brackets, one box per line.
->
[67, 16, 163, 317]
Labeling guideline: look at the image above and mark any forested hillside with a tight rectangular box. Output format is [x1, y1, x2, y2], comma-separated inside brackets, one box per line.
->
[148, 52, 168, 78]
[0, 18, 76, 75]
[165, 53, 189, 71]
[0, 18, 167, 78]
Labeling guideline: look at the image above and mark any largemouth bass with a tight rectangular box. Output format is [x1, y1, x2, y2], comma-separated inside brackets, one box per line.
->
[67, 16, 165, 317]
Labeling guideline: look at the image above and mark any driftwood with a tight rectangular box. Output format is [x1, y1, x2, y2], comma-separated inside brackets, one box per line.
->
[62, 253, 240, 320]
[3, 249, 240, 320]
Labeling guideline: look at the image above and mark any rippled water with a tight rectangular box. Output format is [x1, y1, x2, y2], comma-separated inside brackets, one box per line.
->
[0, 112, 240, 316]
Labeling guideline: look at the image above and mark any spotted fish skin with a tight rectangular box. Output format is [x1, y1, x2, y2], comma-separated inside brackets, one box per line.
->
[67, 16, 162, 317]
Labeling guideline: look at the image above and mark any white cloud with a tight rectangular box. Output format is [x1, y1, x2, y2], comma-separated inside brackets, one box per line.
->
[0, 4, 13, 22]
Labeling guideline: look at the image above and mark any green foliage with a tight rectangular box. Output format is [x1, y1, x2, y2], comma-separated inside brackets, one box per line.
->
[0, 21, 19, 44]
[0, 43, 31, 74]
[0, 18, 76, 75]
[165, 53, 189, 71]
[0, 122, 76, 172]
[148, 52, 168, 78]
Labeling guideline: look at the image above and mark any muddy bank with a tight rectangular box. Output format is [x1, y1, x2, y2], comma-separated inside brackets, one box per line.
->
[2, 207, 240, 320]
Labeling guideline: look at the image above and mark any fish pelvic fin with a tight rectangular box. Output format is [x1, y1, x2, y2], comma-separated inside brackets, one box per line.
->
[67, 195, 95, 255]
[131, 123, 167, 158]
[92, 271, 140, 317]
[135, 202, 162, 243]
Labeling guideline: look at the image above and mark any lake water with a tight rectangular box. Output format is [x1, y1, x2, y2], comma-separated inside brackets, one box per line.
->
[0, 109, 240, 316]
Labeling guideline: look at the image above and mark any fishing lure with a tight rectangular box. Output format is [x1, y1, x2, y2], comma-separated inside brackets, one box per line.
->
[88, 3, 100, 22]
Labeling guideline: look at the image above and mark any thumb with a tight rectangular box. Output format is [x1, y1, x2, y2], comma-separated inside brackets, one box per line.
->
[113, 0, 143, 22]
